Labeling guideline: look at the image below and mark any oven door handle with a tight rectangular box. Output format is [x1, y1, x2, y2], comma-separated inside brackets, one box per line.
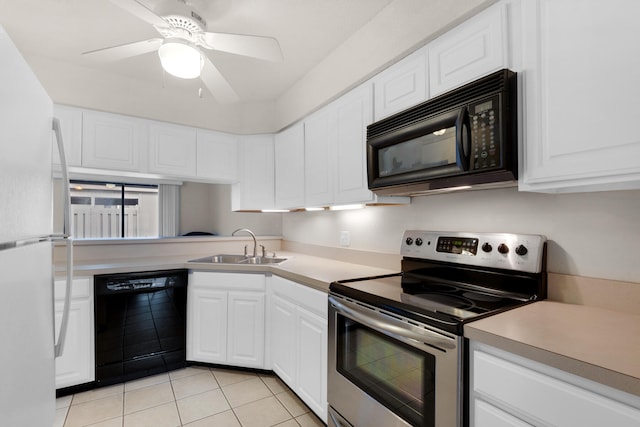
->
[329, 295, 456, 351]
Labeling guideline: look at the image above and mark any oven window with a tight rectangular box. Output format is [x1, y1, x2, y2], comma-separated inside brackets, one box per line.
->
[378, 126, 456, 178]
[336, 314, 436, 427]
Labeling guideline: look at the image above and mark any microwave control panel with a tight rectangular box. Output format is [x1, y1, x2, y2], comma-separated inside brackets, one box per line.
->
[469, 94, 501, 170]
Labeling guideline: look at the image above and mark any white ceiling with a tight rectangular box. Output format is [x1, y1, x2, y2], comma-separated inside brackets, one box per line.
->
[0, 0, 488, 133]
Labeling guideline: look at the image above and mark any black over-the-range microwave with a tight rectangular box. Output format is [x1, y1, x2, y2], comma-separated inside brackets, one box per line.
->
[367, 69, 518, 196]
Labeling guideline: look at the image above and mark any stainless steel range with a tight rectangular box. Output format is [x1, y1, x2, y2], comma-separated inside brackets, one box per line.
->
[328, 230, 547, 427]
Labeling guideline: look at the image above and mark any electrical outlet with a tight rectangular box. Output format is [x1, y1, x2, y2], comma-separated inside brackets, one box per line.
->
[339, 231, 350, 247]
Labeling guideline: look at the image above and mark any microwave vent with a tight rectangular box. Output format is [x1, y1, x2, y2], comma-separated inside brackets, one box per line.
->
[368, 69, 514, 140]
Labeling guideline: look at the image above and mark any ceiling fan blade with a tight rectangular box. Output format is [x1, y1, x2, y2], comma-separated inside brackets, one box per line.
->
[201, 32, 283, 62]
[200, 55, 239, 104]
[109, 0, 168, 27]
[83, 38, 163, 61]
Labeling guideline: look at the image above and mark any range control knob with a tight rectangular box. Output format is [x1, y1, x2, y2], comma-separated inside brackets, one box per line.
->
[515, 245, 528, 256]
[497, 243, 509, 254]
[415, 237, 423, 246]
[405, 237, 414, 245]
[481, 242, 493, 253]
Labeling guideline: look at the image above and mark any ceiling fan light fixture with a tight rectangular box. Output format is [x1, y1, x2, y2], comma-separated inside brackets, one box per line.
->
[158, 38, 203, 79]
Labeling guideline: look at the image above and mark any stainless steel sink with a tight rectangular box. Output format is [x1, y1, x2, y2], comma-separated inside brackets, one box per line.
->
[188, 254, 287, 265]
[189, 254, 249, 264]
[245, 256, 287, 264]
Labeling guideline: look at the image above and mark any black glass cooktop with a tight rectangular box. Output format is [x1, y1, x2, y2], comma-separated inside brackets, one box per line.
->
[330, 271, 539, 335]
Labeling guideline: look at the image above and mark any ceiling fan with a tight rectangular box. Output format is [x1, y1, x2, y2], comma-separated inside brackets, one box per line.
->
[83, 0, 284, 103]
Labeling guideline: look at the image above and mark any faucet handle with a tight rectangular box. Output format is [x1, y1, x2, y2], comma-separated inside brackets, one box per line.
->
[243, 245, 248, 256]
[260, 245, 266, 257]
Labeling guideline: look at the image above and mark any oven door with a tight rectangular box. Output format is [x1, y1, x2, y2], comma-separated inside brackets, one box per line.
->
[328, 294, 462, 427]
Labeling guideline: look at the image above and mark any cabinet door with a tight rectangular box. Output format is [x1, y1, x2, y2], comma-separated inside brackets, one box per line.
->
[148, 121, 197, 177]
[333, 84, 375, 204]
[274, 122, 305, 209]
[227, 291, 265, 368]
[231, 134, 275, 211]
[296, 307, 328, 423]
[519, 0, 640, 192]
[428, 2, 508, 97]
[270, 293, 297, 386]
[187, 287, 227, 364]
[196, 129, 238, 183]
[82, 110, 146, 172]
[53, 105, 82, 167]
[373, 47, 428, 120]
[54, 277, 94, 389]
[304, 107, 334, 207]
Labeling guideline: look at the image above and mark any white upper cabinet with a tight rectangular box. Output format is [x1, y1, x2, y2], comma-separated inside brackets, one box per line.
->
[333, 83, 377, 204]
[304, 107, 334, 207]
[373, 47, 428, 121]
[148, 121, 197, 177]
[53, 105, 82, 167]
[274, 122, 305, 209]
[82, 110, 147, 172]
[231, 134, 275, 211]
[196, 129, 238, 183]
[518, 0, 640, 192]
[428, 2, 508, 97]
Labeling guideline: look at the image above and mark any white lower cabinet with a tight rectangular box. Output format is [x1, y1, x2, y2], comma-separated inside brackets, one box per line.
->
[470, 342, 640, 427]
[270, 293, 297, 385]
[187, 271, 265, 369]
[54, 277, 94, 389]
[268, 275, 327, 423]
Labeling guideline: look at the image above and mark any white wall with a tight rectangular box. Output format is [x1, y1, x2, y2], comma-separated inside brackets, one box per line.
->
[282, 187, 640, 283]
[180, 182, 282, 236]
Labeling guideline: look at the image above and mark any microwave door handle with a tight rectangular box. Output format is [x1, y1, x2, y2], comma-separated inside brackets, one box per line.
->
[455, 106, 471, 171]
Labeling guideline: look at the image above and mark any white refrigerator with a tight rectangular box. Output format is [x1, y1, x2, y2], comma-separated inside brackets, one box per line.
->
[0, 25, 73, 426]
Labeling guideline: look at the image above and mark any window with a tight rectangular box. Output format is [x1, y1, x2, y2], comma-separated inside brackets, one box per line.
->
[69, 181, 159, 239]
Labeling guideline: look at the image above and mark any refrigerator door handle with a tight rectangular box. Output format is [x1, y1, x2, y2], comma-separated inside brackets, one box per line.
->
[52, 117, 73, 358]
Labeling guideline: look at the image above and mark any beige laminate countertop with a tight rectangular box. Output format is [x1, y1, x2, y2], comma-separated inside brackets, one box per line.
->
[60, 253, 640, 399]
[465, 300, 640, 397]
[59, 251, 398, 293]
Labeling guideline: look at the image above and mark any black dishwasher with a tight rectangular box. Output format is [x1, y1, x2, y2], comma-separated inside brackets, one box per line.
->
[94, 269, 188, 387]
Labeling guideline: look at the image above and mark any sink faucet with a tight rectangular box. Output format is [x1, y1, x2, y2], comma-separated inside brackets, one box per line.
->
[232, 228, 257, 257]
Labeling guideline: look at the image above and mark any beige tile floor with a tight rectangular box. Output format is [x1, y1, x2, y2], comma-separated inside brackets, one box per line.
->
[54, 366, 326, 427]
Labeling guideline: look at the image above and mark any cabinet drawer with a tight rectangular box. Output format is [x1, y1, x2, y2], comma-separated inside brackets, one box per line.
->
[473, 349, 640, 427]
[190, 271, 265, 291]
[474, 399, 532, 427]
[270, 275, 327, 317]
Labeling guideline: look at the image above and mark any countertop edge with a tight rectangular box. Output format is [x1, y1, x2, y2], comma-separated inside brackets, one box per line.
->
[59, 252, 399, 294]
[465, 321, 640, 397]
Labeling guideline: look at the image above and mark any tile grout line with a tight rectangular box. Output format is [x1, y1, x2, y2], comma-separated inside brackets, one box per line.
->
[259, 375, 299, 422]
[167, 373, 183, 427]
[212, 367, 245, 427]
